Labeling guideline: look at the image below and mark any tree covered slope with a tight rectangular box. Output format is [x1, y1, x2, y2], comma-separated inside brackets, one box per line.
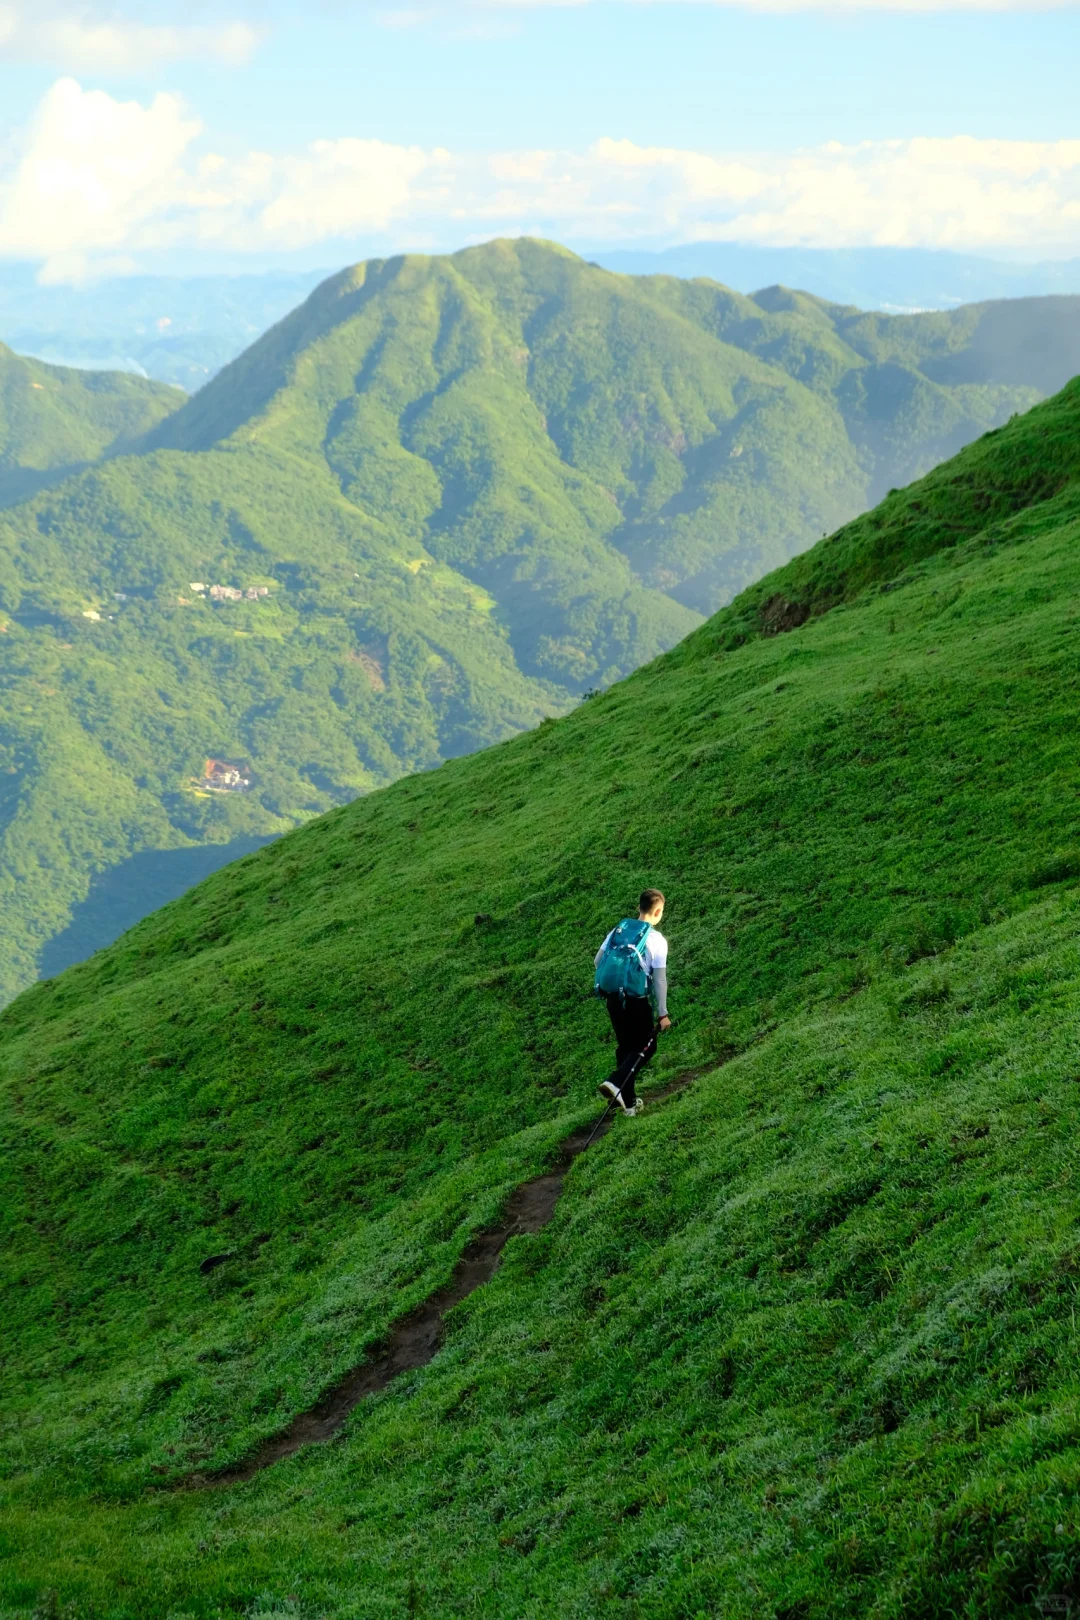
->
[1, 244, 1074, 1007]
[2, 381, 1080, 1616]
[0, 343, 181, 508]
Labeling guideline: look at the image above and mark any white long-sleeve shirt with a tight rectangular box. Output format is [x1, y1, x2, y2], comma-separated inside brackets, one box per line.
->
[595, 924, 669, 1018]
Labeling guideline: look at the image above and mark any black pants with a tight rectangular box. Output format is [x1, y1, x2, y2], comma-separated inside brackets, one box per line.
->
[604, 993, 657, 1107]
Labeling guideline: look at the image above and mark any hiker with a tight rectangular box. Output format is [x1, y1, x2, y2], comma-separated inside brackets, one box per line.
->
[593, 887, 671, 1117]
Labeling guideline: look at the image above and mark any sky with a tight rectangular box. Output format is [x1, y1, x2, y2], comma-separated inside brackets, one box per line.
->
[0, 0, 1078, 283]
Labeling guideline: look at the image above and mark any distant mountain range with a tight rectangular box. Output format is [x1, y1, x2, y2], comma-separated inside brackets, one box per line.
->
[3, 244, 1079, 390]
[0, 264, 327, 389]
[591, 243, 1080, 316]
[2, 238, 1080, 1002]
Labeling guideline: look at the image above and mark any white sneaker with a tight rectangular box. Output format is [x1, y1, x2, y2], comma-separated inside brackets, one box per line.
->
[625, 1099, 645, 1117]
[598, 1080, 622, 1105]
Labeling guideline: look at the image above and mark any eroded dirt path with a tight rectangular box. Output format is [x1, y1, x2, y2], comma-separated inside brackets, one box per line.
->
[202, 1069, 704, 1487]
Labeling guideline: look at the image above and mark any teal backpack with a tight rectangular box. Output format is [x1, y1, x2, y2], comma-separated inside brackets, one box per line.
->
[594, 918, 652, 1000]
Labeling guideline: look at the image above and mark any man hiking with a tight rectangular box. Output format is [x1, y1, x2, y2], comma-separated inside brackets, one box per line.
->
[593, 887, 671, 1116]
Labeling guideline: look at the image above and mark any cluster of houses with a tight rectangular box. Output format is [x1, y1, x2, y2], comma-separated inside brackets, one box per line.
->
[197, 758, 252, 793]
[189, 583, 270, 602]
[79, 585, 273, 620]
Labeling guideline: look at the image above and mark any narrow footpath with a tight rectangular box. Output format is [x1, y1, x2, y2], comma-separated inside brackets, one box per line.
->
[198, 1069, 704, 1488]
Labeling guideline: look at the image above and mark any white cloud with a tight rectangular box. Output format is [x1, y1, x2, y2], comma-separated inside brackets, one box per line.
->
[435, 137, 1080, 254]
[260, 140, 438, 246]
[2, 82, 1080, 279]
[0, 5, 260, 71]
[0, 78, 202, 280]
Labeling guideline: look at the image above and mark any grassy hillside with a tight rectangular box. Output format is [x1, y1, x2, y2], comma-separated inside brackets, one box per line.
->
[0, 343, 181, 508]
[2, 242, 1072, 1006]
[2, 381, 1080, 1616]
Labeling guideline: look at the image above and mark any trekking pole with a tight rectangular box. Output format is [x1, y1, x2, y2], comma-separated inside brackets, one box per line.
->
[584, 1099, 616, 1149]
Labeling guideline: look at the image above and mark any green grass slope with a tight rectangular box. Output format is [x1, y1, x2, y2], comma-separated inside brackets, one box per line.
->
[0, 343, 181, 508]
[2, 381, 1080, 1616]
[2, 242, 1068, 1007]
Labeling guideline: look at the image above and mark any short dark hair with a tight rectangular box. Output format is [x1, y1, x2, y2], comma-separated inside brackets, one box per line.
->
[638, 888, 665, 914]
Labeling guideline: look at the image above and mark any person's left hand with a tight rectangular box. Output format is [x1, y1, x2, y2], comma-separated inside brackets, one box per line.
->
[658, 1015, 672, 1032]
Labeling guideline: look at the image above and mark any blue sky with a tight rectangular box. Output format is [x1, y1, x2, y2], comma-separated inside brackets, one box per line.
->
[172, 8, 1080, 152]
[0, 1, 1078, 280]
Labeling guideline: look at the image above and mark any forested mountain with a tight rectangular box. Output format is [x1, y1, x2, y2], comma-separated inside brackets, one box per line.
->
[1, 238, 1079, 1005]
[3, 377, 1080, 1616]
[0, 343, 181, 508]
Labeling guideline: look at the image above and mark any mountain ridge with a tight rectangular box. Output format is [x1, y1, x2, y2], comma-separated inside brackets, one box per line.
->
[594, 240, 1080, 313]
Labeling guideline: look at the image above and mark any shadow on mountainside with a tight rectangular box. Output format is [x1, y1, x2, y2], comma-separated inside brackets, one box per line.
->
[38, 838, 279, 986]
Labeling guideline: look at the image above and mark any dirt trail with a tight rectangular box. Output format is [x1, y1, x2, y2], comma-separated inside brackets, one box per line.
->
[200, 1069, 705, 1488]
